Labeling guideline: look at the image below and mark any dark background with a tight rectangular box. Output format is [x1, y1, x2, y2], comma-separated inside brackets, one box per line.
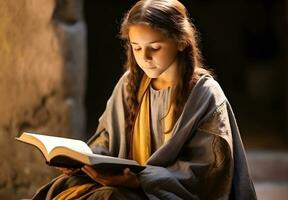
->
[83, 0, 288, 150]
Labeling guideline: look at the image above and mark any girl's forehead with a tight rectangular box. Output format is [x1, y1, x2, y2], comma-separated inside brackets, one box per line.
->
[128, 24, 169, 44]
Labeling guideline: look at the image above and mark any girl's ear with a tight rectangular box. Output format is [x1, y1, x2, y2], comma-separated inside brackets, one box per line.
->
[178, 41, 187, 51]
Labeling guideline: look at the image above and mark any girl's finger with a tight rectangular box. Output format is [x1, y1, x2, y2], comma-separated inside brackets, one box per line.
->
[81, 168, 109, 185]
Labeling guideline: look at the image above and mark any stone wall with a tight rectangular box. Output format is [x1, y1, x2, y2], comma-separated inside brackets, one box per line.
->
[0, 0, 86, 199]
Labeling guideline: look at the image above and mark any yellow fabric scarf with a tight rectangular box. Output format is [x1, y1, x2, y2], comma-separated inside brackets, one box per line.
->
[52, 183, 94, 200]
[132, 75, 174, 165]
[132, 75, 152, 165]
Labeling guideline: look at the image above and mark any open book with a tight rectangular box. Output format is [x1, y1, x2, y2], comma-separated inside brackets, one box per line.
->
[16, 132, 145, 175]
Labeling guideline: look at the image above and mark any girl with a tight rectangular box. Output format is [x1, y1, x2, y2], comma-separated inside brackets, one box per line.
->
[32, 0, 257, 199]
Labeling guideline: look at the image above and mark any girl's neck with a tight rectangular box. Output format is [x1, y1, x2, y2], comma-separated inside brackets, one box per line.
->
[151, 60, 178, 90]
[151, 78, 176, 90]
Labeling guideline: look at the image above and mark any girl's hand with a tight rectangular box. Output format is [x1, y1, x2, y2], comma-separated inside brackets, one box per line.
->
[81, 165, 140, 188]
[55, 167, 81, 175]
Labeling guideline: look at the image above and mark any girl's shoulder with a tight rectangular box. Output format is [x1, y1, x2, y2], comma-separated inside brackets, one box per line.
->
[192, 74, 227, 106]
[195, 74, 221, 90]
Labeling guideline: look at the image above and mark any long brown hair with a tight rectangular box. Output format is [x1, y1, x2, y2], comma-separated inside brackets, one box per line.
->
[120, 0, 212, 133]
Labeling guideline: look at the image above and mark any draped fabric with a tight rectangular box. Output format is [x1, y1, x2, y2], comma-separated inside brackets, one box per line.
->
[131, 75, 152, 165]
[52, 183, 94, 200]
[132, 75, 174, 165]
[31, 73, 257, 200]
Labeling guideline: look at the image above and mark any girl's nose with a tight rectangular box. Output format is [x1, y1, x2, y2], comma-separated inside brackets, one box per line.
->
[143, 48, 152, 61]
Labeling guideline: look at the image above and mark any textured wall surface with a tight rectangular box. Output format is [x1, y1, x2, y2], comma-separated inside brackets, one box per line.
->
[0, 0, 86, 199]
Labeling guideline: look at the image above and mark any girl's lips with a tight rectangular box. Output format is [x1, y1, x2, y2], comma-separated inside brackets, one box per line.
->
[144, 64, 156, 69]
[145, 66, 156, 70]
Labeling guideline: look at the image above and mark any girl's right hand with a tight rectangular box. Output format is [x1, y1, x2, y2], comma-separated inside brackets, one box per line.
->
[81, 165, 140, 188]
[55, 167, 81, 175]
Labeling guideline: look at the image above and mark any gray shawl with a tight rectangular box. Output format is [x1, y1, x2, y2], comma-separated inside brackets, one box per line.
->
[87, 73, 257, 200]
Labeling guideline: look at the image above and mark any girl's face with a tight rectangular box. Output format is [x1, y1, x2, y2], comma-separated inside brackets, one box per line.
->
[129, 24, 180, 82]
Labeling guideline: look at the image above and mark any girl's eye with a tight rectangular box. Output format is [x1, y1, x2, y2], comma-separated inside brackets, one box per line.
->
[133, 47, 141, 51]
[151, 46, 161, 51]
[131, 45, 160, 52]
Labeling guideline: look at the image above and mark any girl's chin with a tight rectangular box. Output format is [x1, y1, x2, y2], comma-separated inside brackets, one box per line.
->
[143, 72, 159, 79]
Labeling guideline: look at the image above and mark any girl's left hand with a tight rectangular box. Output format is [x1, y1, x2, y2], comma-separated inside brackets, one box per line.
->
[81, 165, 140, 188]
[55, 167, 81, 176]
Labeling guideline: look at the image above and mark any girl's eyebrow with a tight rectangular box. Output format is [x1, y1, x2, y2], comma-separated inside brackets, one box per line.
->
[130, 40, 163, 45]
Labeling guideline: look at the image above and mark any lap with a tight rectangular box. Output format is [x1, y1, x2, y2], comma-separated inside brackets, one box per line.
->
[32, 174, 147, 200]
[81, 186, 147, 200]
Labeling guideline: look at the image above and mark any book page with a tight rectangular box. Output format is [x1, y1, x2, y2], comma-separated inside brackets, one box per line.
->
[24, 133, 93, 155]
